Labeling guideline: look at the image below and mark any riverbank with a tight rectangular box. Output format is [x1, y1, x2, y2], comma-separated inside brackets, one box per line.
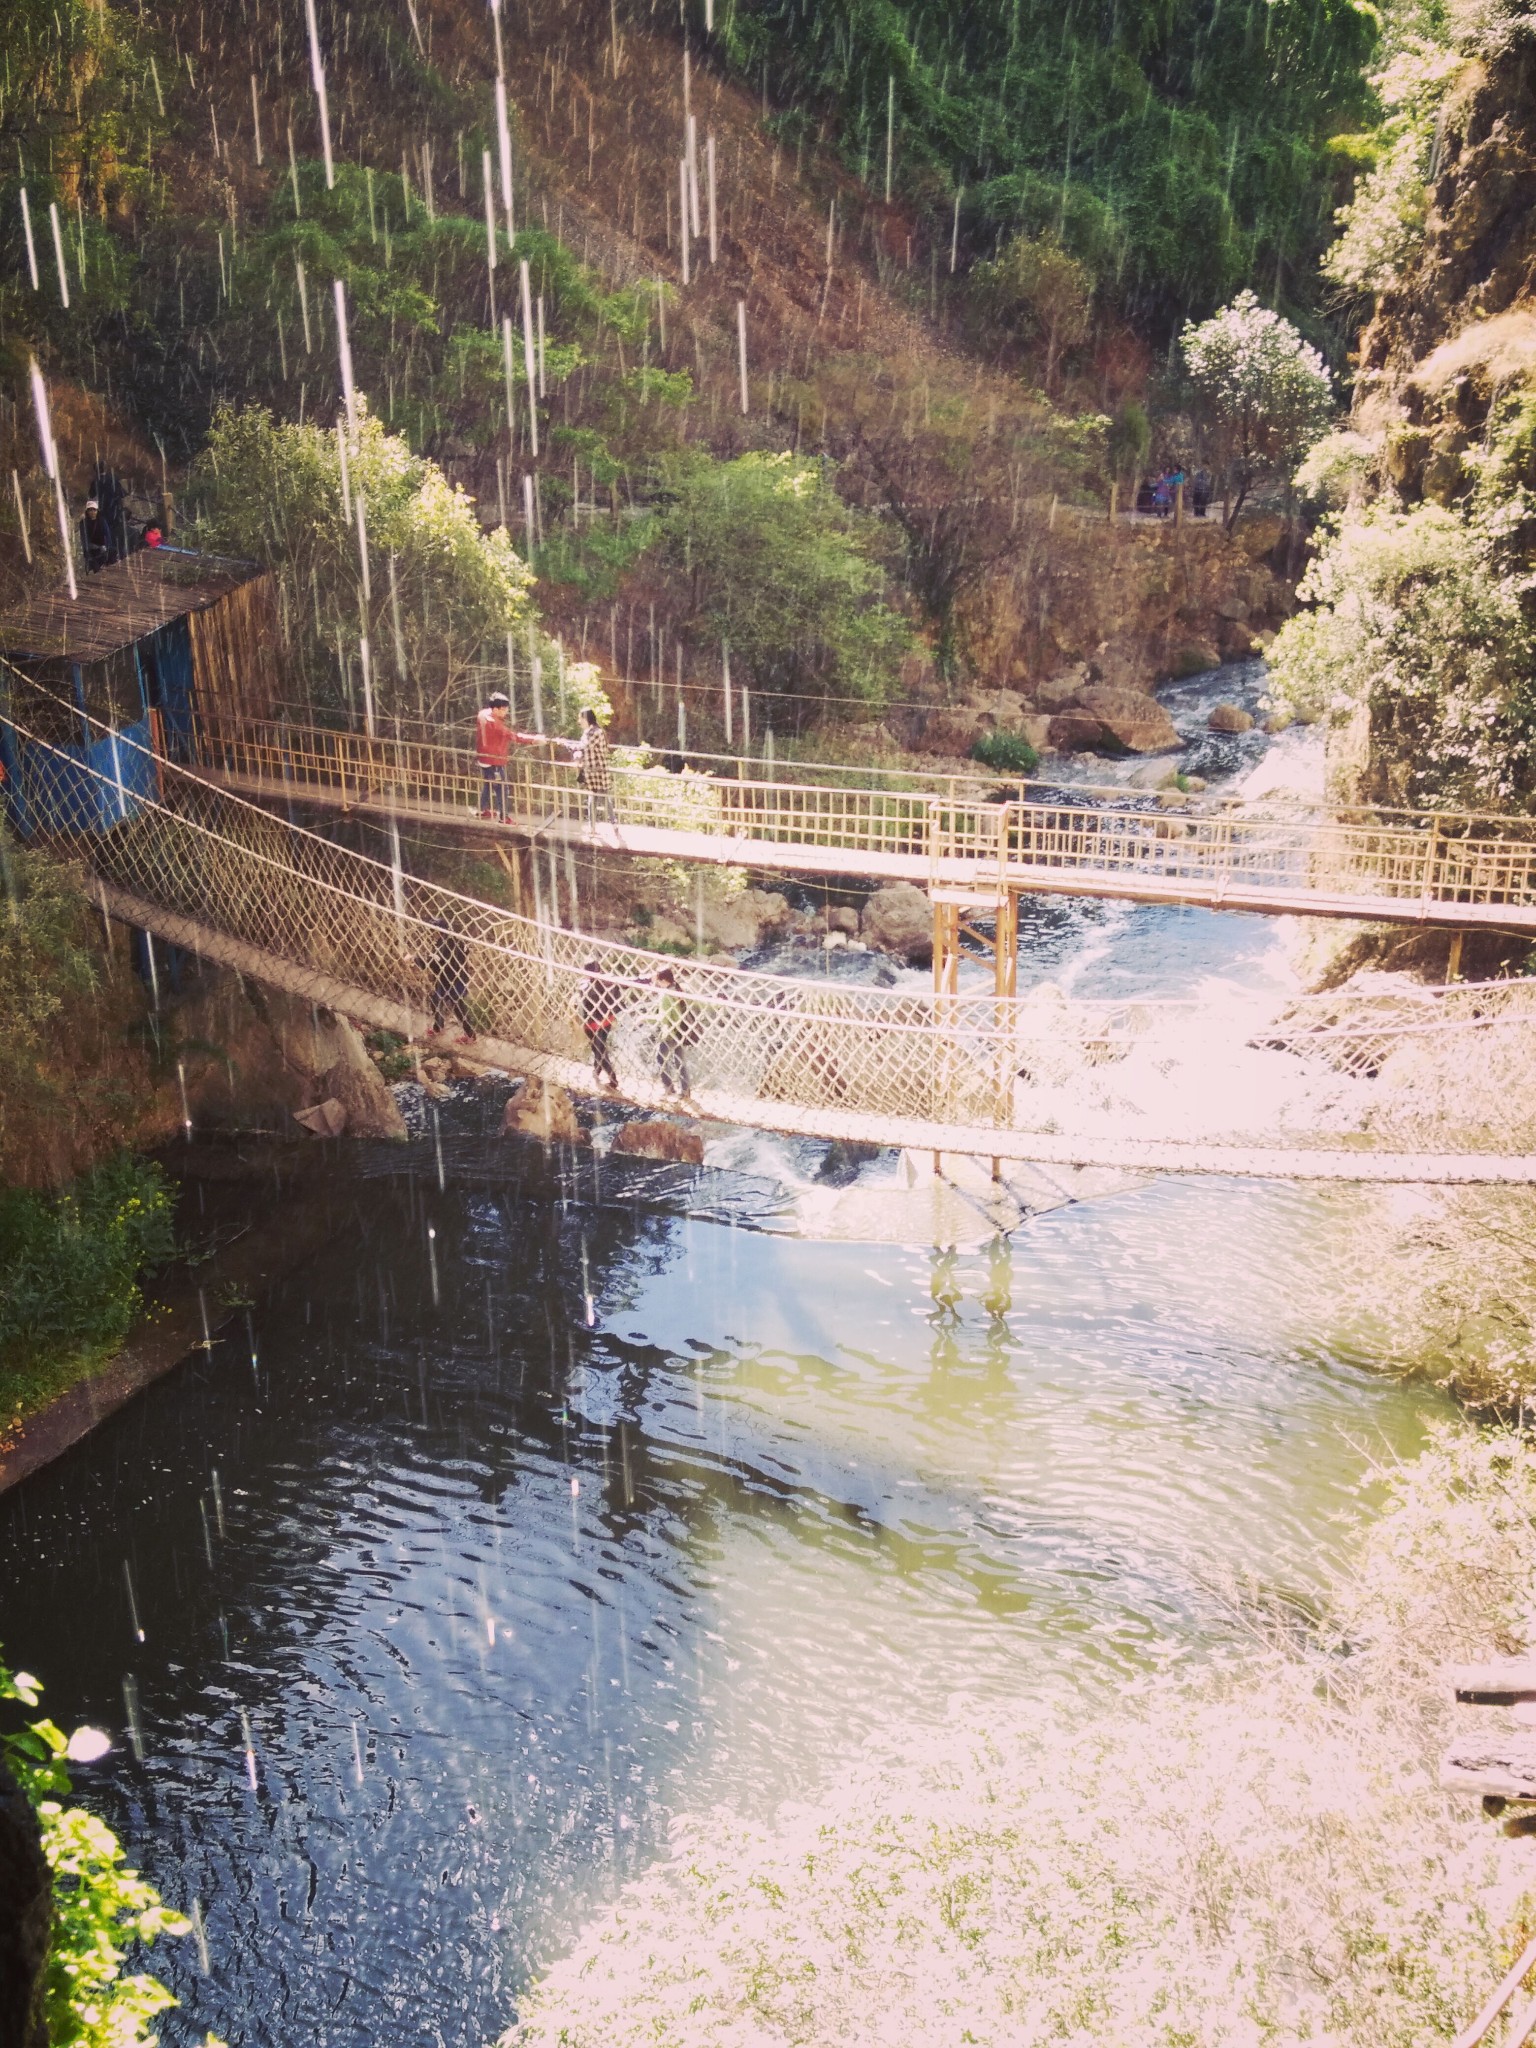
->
[508, 1421, 1536, 2047]
[0, 1145, 346, 1492]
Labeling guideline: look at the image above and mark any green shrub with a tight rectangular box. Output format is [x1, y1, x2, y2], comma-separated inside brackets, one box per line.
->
[0, 1154, 175, 1356]
[646, 451, 911, 720]
[2, 1651, 192, 2048]
[970, 729, 1040, 776]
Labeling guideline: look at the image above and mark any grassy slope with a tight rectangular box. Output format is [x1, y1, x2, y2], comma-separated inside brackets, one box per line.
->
[0, 0, 1137, 701]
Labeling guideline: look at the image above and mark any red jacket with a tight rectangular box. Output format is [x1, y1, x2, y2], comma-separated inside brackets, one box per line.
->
[476, 707, 512, 765]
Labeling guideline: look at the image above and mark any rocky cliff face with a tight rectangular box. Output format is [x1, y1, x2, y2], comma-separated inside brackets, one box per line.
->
[1361, 42, 1536, 381]
[1302, 25, 1536, 816]
[0, 1760, 50, 2048]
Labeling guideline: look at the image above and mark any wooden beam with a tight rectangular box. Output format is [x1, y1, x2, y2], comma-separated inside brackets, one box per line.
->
[1449, 1661, 1536, 1705]
[1442, 1736, 1536, 1798]
[1452, 1933, 1536, 2048]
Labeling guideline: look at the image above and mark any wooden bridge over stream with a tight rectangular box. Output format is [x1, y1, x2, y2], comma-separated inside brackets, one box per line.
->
[188, 713, 1536, 995]
[11, 698, 1536, 1183]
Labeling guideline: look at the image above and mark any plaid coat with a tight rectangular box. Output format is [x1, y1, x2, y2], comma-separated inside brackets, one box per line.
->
[576, 726, 614, 794]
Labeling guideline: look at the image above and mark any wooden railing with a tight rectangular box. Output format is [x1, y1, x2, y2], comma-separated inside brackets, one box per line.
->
[192, 713, 1536, 919]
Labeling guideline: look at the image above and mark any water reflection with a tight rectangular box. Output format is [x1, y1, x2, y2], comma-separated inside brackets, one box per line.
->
[0, 1143, 1443, 2048]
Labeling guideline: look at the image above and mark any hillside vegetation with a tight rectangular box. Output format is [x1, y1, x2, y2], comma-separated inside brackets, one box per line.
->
[0, 0, 1366, 740]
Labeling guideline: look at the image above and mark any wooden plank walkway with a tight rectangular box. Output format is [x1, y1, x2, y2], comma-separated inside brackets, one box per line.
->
[207, 767, 1536, 930]
[97, 882, 1536, 1183]
[193, 711, 1536, 931]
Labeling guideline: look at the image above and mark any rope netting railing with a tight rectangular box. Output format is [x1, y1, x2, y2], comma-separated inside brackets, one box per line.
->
[10, 696, 1536, 1177]
[191, 711, 1536, 921]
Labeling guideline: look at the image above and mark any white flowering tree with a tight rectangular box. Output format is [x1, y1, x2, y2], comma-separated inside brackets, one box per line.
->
[1323, 44, 1461, 302]
[1268, 504, 1536, 808]
[189, 402, 541, 726]
[1180, 292, 1334, 530]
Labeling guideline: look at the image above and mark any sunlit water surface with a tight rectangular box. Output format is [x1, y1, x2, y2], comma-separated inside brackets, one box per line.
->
[0, 689, 1448, 2046]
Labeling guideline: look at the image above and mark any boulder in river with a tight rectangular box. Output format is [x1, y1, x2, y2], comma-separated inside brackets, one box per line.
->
[1208, 703, 1255, 734]
[861, 882, 932, 962]
[1046, 710, 1105, 753]
[503, 1077, 585, 1144]
[317, 1023, 410, 1139]
[611, 1120, 705, 1165]
[1033, 670, 1087, 713]
[1169, 640, 1221, 678]
[1076, 686, 1180, 754]
[293, 1098, 349, 1138]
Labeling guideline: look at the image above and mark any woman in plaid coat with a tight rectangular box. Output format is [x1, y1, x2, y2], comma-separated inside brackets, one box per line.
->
[566, 708, 619, 833]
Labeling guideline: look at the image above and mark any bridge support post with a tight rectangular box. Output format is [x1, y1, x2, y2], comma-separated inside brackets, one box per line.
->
[933, 901, 961, 995]
[1447, 930, 1465, 983]
[994, 890, 1018, 998]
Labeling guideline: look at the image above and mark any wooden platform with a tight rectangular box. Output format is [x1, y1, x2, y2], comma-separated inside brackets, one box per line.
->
[203, 769, 1536, 932]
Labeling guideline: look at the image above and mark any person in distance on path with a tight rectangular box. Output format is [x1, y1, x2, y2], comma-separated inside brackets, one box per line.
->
[579, 958, 622, 1090]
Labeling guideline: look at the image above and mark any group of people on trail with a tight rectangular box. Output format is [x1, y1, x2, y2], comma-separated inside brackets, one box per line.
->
[1134, 468, 1212, 520]
[412, 930, 698, 1103]
[474, 694, 617, 833]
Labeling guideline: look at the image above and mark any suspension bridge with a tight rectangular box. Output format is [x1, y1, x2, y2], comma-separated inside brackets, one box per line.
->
[9, 698, 1536, 1183]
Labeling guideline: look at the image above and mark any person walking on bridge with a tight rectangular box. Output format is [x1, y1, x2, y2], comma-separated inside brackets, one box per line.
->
[579, 958, 622, 1091]
[653, 966, 694, 1102]
[564, 708, 619, 837]
[415, 918, 476, 1043]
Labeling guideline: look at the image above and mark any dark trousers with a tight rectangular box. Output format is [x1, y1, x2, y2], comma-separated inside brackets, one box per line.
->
[478, 763, 507, 819]
[583, 788, 618, 829]
[586, 1024, 617, 1086]
[657, 1036, 690, 1096]
[432, 974, 471, 1034]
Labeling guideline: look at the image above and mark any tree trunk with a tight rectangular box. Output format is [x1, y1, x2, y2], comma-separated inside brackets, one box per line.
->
[0, 1758, 51, 2048]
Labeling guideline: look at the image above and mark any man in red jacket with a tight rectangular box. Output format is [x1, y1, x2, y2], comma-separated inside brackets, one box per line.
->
[475, 693, 514, 819]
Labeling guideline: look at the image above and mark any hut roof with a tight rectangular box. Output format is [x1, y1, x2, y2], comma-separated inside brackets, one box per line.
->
[0, 550, 267, 664]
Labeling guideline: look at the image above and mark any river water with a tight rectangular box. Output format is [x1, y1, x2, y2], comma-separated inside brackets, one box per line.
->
[0, 672, 1449, 2047]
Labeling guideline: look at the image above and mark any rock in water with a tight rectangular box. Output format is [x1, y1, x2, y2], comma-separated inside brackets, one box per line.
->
[1076, 686, 1180, 754]
[1033, 671, 1086, 713]
[611, 1120, 705, 1164]
[861, 882, 932, 961]
[293, 1098, 348, 1137]
[1046, 710, 1105, 753]
[317, 1017, 409, 1139]
[503, 1077, 584, 1144]
[1208, 703, 1255, 734]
